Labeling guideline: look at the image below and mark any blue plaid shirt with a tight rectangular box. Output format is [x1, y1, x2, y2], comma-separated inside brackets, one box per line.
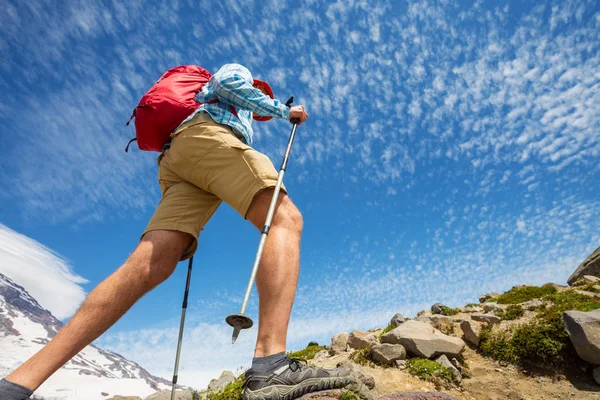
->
[178, 63, 290, 146]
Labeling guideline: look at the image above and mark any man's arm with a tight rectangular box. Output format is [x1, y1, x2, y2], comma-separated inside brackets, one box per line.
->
[211, 66, 291, 119]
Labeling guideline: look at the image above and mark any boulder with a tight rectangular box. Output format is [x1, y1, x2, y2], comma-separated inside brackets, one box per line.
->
[584, 276, 600, 284]
[435, 355, 462, 382]
[348, 330, 379, 350]
[472, 314, 501, 325]
[574, 290, 600, 300]
[568, 246, 600, 286]
[330, 332, 350, 354]
[416, 315, 454, 333]
[417, 310, 432, 317]
[431, 303, 446, 314]
[207, 370, 235, 392]
[381, 320, 465, 359]
[479, 293, 500, 303]
[594, 367, 600, 386]
[459, 306, 482, 314]
[314, 349, 329, 361]
[390, 313, 405, 326]
[563, 309, 600, 365]
[460, 320, 484, 346]
[370, 343, 407, 365]
[144, 390, 193, 400]
[483, 303, 505, 313]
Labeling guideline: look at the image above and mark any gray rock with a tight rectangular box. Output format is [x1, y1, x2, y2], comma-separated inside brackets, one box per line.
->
[396, 359, 407, 369]
[336, 360, 376, 390]
[207, 370, 235, 392]
[460, 320, 484, 346]
[568, 246, 600, 286]
[472, 314, 501, 325]
[416, 314, 454, 333]
[593, 367, 600, 386]
[391, 313, 405, 326]
[584, 275, 600, 284]
[381, 320, 465, 359]
[348, 330, 379, 350]
[574, 289, 600, 300]
[563, 309, 600, 365]
[483, 302, 505, 313]
[479, 293, 501, 303]
[460, 306, 482, 314]
[435, 355, 462, 382]
[417, 310, 432, 317]
[314, 349, 329, 361]
[144, 390, 193, 400]
[330, 332, 350, 354]
[370, 343, 407, 365]
[431, 303, 446, 314]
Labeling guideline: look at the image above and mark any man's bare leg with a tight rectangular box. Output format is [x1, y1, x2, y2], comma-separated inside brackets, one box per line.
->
[5, 230, 192, 391]
[246, 189, 303, 358]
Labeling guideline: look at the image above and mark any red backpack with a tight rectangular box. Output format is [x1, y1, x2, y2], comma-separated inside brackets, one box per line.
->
[125, 65, 212, 152]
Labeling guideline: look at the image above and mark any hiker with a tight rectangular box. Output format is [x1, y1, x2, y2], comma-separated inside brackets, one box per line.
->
[1, 63, 353, 400]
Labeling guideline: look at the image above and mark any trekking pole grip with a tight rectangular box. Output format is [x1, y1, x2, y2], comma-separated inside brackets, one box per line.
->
[286, 96, 301, 125]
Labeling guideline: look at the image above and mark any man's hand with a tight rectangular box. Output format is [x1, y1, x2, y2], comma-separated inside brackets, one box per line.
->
[289, 105, 308, 125]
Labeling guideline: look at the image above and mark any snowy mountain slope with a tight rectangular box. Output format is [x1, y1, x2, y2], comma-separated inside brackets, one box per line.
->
[0, 273, 171, 400]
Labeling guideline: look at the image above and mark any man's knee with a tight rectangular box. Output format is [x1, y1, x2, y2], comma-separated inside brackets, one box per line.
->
[127, 230, 193, 289]
[247, 189, 303, 234]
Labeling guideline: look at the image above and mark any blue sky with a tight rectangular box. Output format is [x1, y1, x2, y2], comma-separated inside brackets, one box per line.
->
[1, 0, 599, 390]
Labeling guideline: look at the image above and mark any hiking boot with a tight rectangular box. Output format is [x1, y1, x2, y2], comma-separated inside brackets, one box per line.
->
[241, 357, 355, 400]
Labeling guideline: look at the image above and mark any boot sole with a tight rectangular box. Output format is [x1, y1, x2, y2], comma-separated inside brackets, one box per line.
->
[241, 376, 354, 400]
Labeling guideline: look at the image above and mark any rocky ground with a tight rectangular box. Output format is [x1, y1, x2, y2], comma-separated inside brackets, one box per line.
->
[111, 245, 600, 400]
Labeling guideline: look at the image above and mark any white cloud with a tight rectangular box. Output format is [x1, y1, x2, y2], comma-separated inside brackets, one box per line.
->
[0, 224, 87, 320]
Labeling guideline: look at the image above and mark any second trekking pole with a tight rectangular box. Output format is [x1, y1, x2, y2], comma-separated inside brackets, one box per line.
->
[226, 97, 301, 344]
[170, 256, 194, 400]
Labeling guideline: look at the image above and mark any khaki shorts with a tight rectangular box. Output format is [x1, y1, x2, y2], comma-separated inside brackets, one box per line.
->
[143, 112, 285, 260]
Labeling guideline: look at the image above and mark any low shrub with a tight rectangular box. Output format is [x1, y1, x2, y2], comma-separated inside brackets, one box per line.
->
[349, 347, 374, 367]
[495, 285, 557, 305]
[202, 374, 245, 400]
[498, 304, 525, 320]
[406, 358, 456, 387]
[287, 344, 326, 360]
[479, 288, 600, 371]
[439, 306, 460, 316]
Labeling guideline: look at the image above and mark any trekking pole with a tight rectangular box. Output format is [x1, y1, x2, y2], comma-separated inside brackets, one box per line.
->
[170, 256, 194, 400]
[226, 97, 301, 344]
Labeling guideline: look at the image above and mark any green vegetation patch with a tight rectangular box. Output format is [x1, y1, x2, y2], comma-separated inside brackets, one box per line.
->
[495, 285, 557, 305]
[349, 347, 375, 367]
[439, 306, 460, 316]
[479, 288, 600, 371]
[287, 344, 326, 360]
[339, 390, 361, 400]
[198, 373, 245, 400]
[379, 323, 396, 341]
[497, 304, 525, 320]
[465, 303, 480, 308]
[406, 358, 456, 386]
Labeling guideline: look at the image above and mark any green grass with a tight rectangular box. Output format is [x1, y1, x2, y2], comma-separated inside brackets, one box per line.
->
[465, 303, 480, 308]
[379, 323, 396, 341]
[287, 344, 326, 360]
[497, 304, 525, 320]
[349, 347, 374, 367]
[495, 285, 557, 305]
[339, 389, 361, 400]
[200, 374, 245, 400]
[479, 288, 600, 371]
[406, 358, 456, 387]
[439, 306, 460, 316]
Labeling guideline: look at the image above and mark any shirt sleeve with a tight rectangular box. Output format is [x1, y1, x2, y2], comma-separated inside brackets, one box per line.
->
[211, 68, 290, 120]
